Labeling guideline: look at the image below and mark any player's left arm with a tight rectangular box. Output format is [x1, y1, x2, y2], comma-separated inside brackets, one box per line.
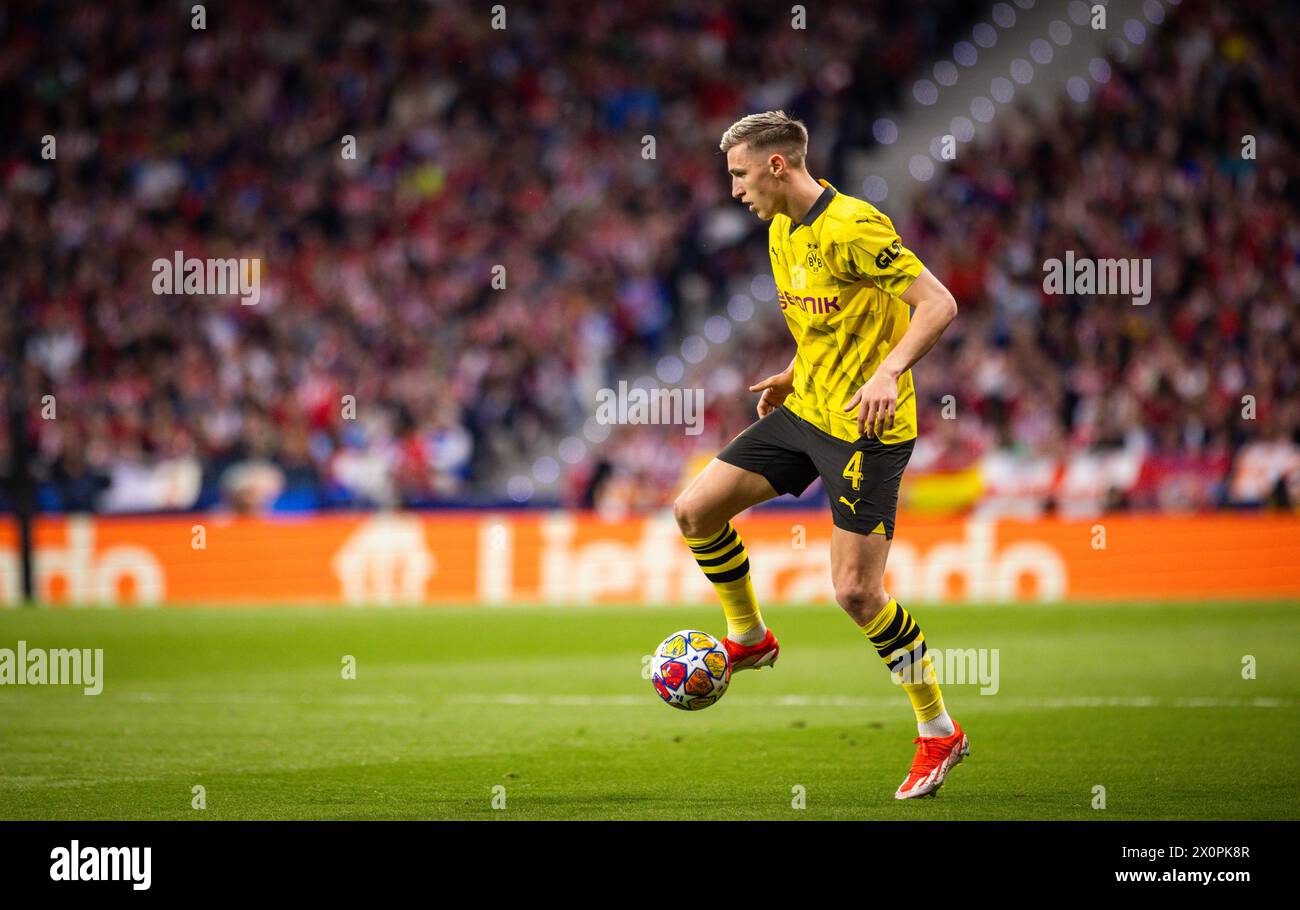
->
[843, 267, 957, 438]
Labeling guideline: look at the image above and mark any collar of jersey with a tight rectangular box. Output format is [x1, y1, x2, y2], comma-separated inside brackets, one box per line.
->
[790, 179, 837, 234]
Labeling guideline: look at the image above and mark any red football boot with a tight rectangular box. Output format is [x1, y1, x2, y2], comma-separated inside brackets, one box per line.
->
[722, 628, 780, 671]
[894, 719, 970, 799]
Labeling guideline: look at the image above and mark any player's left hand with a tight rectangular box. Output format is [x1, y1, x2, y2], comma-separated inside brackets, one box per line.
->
[844, 371, 898, 439]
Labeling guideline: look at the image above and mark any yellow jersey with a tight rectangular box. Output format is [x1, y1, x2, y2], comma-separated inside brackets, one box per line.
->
[767, 179, 924, 444]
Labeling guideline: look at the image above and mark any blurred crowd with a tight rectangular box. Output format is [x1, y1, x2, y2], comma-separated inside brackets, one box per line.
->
[1, 0, 975, 513]
[578, 0, 1300, 518]
[2, 0, 1296, 518]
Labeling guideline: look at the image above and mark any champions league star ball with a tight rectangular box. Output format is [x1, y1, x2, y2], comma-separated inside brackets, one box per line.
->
[651, 630, 731, 710]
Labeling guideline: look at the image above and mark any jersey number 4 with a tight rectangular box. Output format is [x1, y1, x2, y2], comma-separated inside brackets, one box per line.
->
[842, 451, 864, 491]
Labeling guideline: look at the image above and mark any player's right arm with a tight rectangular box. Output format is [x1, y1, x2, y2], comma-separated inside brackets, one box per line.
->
[749, 354, 797, 418]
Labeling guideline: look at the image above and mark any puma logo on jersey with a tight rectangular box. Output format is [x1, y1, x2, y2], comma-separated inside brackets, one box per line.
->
[838, 496, 861, 514]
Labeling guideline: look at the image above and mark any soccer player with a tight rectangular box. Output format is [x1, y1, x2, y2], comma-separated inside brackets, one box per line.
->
[673, 111, 967, 799]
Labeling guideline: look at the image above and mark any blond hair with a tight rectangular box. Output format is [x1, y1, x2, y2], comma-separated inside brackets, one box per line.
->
[718, 110, 809, 167]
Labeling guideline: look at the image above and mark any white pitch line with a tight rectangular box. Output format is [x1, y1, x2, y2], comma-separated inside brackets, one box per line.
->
[3, 693, 1289, 709]
[7, 692, 424, 706]
[447, 694, 1296, 709]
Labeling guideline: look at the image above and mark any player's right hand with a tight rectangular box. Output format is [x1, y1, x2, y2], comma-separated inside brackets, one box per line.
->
[749, 370, 795, 418]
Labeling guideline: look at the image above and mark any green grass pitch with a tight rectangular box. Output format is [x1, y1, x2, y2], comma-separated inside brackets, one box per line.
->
[1, 602, 1297, 820]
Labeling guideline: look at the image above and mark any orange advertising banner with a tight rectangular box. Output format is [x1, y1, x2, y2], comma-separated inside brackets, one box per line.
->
[0, 511, 1297, 606]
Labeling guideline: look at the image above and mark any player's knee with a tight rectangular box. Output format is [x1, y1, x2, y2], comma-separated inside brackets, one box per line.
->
[673, 491, 711, 538]
[833, 582, 890, 625]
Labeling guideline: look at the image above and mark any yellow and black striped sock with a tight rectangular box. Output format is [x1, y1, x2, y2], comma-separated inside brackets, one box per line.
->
[684, 522, 764, 643]
[860, 597, 945, 723]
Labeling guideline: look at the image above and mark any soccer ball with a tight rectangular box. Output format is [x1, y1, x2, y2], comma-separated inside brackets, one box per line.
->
[651, 629, 731, 710]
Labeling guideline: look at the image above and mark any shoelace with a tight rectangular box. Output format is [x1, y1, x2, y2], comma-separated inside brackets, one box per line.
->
[907, 735, 949, 776]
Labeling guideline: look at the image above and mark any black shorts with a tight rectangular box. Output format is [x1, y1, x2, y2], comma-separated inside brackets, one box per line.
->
[716, 405, 914, 537]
